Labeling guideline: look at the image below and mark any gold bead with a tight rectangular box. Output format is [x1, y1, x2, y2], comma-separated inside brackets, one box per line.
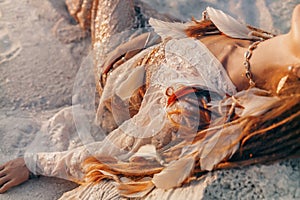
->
[245, 71, 252, 79]
[243, 61, 250, 70]
[244, 51, 251, 60]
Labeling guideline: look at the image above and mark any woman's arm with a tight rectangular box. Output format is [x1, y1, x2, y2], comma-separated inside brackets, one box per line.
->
[101, 32, 161, 75]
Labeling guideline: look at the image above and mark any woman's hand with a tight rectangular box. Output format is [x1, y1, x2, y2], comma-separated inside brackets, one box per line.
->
[0, 158, 30, 193]
[101, 33, 151, 71]
[101, 32, 161, 73]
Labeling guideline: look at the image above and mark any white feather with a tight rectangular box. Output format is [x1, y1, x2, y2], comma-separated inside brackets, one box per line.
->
[276, 75, 288, 94]
[206, 7, 253, 40]
[149, 18, 191, 40]
[199, 124, 241, 171]
[231, 88, 280, 117]
[152, 157, 194, 189]
[116, 65, 145, 100]
[129, 144, 163, 163]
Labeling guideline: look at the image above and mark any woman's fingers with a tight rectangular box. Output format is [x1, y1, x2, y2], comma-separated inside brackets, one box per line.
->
[0, 180, 15, 193]
[0, 165, 11, 193]
[0, 167, 6, 178]
[0, 175, 10, 188]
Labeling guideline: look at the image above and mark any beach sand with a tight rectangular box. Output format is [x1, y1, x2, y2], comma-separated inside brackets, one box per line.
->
[0, 0, 299, 199]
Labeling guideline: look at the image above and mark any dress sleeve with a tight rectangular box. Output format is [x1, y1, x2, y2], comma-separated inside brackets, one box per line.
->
[24, 86, 170, 182]
[24, 49, 172, 182]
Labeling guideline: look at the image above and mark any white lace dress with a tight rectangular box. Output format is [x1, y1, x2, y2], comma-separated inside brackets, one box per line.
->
[24, 34, 237, 177]
[23, 5, 280, 199]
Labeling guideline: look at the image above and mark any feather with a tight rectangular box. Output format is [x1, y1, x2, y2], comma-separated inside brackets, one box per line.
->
[232, 88, 280, 117]
[206, 7, 254, 40]
[116, 65, 145, 100]
[149, 18, 191, 40]
[276, 75, 289, 94]
[199, 124, 241, 171]
[115, 177, 155, 198]
[129, 144, 163, 164]
[152, 157, 194, 189]
[132, 144, 157, 157]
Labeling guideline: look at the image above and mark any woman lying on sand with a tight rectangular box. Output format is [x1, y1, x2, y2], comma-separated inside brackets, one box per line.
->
[0, 0, 299, 198]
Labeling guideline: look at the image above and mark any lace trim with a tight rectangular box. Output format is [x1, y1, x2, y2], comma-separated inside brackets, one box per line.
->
[151, 38, 237, 96]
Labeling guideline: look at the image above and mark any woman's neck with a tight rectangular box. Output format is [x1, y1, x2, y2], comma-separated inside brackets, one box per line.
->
[200, 35, 251, 91]
[250, 33, 299, 90]
[200, 34, 299, 92]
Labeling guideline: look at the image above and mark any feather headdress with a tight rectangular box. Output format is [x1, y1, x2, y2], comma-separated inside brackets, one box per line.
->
[149, 18, 192, 40]
[150, 7, 274, 40]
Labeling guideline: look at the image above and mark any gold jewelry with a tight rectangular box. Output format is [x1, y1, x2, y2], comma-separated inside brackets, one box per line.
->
[288, 65, 294, 72]
[243, 40, 261, 87]
[288, 65, 300, 77]
[121, 56, 127, 62]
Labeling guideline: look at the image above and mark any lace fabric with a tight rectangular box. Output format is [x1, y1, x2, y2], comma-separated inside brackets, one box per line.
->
[19, 1, 299, 198]
[24, 32, 237, 181]
[23, 0, 248, 190]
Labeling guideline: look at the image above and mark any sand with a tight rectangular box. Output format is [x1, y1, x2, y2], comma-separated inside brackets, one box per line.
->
[0, 0, 299, 199]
